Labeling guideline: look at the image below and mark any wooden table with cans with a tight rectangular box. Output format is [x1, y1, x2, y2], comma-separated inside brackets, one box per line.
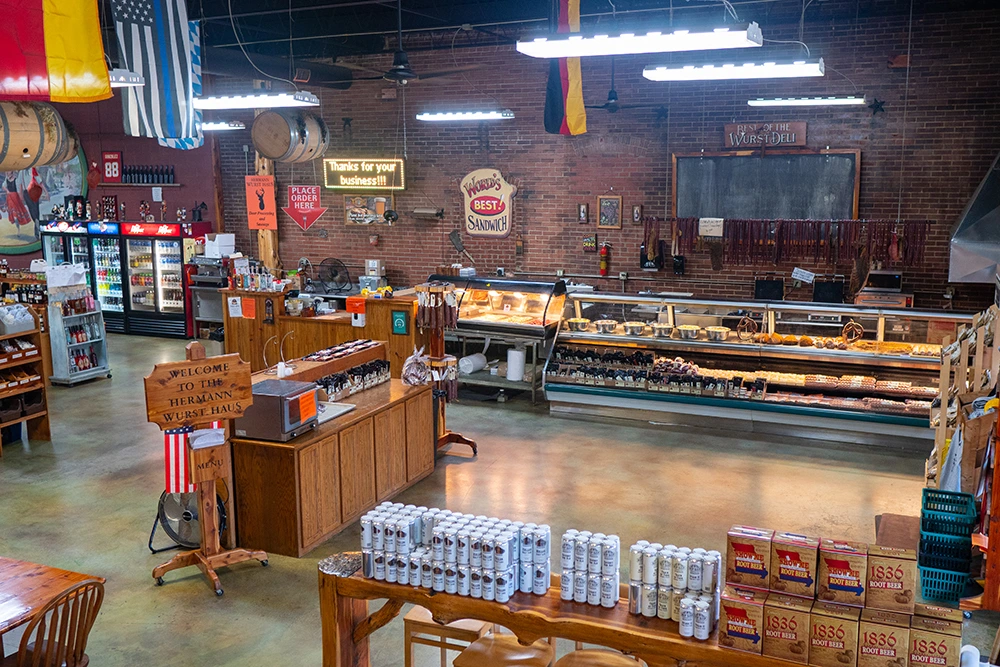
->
[318, 553, 802, 667]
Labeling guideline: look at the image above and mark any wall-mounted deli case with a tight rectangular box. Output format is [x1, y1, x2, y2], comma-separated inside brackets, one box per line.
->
[543, 293, 974, 447]
[430, 275, 566, 404]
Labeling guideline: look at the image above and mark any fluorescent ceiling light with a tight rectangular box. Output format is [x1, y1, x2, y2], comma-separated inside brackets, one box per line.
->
[109, 68, 144, 87]
[643, 58, 824, 81]
[516, 23, 762, 58]
[748, 96, 866, 106]
[193, 91, 319, 110]
[200, 121, 247, 131]
[416, 110, 514, 122]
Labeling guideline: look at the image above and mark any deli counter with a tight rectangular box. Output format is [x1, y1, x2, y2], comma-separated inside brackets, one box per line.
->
[543, 293, 974, 448]
[429, 276, 566, 403]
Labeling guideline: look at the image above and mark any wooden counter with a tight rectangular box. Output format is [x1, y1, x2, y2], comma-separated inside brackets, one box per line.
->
[232, 380, 434, 557]
[222, 290, 429, 375]
[319, 560, 796, 667]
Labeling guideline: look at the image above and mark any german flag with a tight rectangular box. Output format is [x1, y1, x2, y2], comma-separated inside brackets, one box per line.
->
[543, 0, 586, 135]
[0, 0, 111, 103]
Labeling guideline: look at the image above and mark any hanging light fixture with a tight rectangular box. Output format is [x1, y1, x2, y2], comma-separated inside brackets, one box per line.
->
[193, 91, 319, 110]
[748, 96, 866, 106]
[415, 110, 514, 122]
[109, 68, 145, 87]
[516, 23, 763, 59]
[200, 121, 247, 131]
[643, 58, 824, 81]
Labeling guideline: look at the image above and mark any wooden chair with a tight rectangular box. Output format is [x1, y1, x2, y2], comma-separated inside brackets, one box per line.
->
[403, 605, 493, 667]
[1, 579, 104, 667]
[453, 634, 555, 667]
[553, 649, 646, 667]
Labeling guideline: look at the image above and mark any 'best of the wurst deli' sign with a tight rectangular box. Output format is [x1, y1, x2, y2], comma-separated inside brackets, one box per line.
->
[461, 168, 516, 238]
[144, 352, 252, 429]
[724, 121, 806, 149]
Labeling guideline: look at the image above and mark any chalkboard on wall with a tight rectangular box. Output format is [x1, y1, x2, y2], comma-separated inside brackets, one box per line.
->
[672, 150, 860, 220]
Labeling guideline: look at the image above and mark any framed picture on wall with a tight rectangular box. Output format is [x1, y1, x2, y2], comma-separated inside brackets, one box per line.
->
[578, 203, 589, 223]
[597, 195, 622, 229]
[632, 204, 643, 223]
[344, 195, 395, 225]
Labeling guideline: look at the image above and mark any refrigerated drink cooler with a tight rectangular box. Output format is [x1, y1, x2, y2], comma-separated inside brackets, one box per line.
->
[88, 222, 125, 334]
[121, 222, 211, 338]
[41, 221, 92, 288]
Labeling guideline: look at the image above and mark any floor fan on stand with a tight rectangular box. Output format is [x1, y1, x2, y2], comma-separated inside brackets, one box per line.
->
[147, 491, 227, 554]
[317, 258, 352, 293]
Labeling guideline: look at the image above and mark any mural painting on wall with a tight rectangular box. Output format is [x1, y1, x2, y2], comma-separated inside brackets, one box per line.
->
[1, 150, 86, 254]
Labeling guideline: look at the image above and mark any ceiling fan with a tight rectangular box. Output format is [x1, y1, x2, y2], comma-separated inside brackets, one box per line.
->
[586, 58, 666, 114]
[344, 0, 481, 85]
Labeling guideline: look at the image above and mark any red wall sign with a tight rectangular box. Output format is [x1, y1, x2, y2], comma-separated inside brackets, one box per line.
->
[123, 222, 180, 237]
[282, 185, 327, 231]
[102, 151, 122, 183]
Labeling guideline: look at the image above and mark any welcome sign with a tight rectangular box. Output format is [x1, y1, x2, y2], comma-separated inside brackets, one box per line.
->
[461, 168, 516, 238]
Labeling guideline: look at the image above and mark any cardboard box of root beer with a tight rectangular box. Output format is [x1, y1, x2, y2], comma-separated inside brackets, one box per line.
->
[726, 525, 775, 590]
[866, 546, 917, 614]
[719, 585, 768, 654]
[764, 593, 813, 664]
[817, 539, 868, 607]
[907, 604, 963, 667]
[859, 609, 910, 667]
[810, 601, 861, 667]
[771, 532, 820, 598]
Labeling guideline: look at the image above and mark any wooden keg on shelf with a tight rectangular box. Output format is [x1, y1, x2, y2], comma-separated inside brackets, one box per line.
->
[251, 110, 329, 163]
[0, 102, 73, 171]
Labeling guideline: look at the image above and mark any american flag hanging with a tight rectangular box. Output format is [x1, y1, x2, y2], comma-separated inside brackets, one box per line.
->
[111, 0, 197, 142]
[163, 426, 195, 494]
[162, 421, 222, 494]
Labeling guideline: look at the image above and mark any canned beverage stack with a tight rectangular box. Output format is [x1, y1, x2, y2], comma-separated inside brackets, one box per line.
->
[559, 529, 620, 609]
[626, 541, 722, 641]
[359, 503, 550, 600]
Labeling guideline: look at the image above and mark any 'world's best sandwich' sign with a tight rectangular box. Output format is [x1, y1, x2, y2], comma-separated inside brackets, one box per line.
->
[461, 169, 516, 238]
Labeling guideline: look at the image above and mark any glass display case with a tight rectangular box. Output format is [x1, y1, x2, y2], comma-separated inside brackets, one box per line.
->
[545, 293, 974, 436]
[428, 275, 567, 338]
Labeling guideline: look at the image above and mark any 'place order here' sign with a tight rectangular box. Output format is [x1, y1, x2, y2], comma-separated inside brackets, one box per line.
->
[323, 158, 405, 190]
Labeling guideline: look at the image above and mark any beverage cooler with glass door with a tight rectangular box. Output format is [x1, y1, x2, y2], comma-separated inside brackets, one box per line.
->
[121, 221, 211, 337]
[41, 221, 92, 285]
[87, 222, 126, 334]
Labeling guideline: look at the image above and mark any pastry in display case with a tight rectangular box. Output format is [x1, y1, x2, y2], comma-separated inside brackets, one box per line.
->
[427, 275, 566, 338]
[544, 293, 973, 437]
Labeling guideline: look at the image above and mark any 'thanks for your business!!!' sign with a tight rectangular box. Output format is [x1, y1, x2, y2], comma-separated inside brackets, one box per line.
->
[323, 158, 405, 190]
[461, 168, 516, 239]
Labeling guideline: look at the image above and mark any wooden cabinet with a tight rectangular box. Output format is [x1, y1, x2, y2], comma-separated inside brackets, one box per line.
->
[298, 438, 341, 546]
[374, 404, 407, 500]
[405, 390, 434, 481]
[233, 381, 434, 557]
[338, 418, 376, 522]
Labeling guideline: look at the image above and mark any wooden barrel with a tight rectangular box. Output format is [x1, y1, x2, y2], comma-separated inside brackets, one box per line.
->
[0, 102, 71, 171]
[251, 110, 329, 163]
[50, 124, 80, 165]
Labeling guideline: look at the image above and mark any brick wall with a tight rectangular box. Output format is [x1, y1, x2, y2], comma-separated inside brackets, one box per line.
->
[215, 6, 1000, 311]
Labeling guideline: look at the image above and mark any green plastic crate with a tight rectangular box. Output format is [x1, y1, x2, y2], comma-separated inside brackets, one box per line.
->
[918, 565, 967, 603]
[919, 531, 972, 573]
[921, 488, 976, 537]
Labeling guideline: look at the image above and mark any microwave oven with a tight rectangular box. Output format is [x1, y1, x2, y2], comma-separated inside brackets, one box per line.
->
[234, 379, 318, 442]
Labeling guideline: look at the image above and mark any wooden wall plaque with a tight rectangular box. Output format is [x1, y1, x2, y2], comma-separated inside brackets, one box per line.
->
[144, 350, 252, 429]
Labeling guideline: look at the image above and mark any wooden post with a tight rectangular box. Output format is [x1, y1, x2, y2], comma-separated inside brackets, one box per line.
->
[254, 80, 280, 274]
[319, 572, 370, 667]
[211, 135, 226, 233]
[985, 413, 1000, 611]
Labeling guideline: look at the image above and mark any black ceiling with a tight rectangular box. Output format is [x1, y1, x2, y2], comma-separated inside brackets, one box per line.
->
[168, 0, 994, 60]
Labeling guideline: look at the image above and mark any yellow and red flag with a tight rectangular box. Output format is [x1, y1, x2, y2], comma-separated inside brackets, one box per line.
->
[0, 0, 111, 103]
[543, 0, 586, 135]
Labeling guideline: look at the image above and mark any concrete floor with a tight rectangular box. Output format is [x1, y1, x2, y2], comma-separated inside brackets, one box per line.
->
[0, 334, 996, 665]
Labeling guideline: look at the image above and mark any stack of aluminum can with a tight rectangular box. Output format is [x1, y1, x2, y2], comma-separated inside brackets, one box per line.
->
[627, 542, 722, 641]
[359, 502, 551, 601]
[558, 530, 621, 608]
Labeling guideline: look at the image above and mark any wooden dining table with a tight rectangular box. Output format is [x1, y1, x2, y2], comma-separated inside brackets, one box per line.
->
[0, 557, 105, 647]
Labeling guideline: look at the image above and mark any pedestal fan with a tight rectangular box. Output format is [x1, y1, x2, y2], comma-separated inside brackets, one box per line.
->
[148, 491, 227, 554]
[318, 258, 352, 293]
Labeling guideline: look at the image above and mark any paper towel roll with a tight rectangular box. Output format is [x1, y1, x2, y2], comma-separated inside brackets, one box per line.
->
[458, 353, 487, 375]
[506, 347, 526, 382]
[959, 645, 980, 667]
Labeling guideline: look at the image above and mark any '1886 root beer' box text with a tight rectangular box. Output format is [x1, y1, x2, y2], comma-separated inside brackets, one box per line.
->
[866, 546, 917, 614]
[810, 601, 861, 667]
[764, 593, 813, 664]
[771, 532, 820, 598]
[818, 539, 868, 607]
[859, 609, 910, 667]
[907, 604, 962, 667]
[727, 525, 775, 590]
[720, 585, 768, 654]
